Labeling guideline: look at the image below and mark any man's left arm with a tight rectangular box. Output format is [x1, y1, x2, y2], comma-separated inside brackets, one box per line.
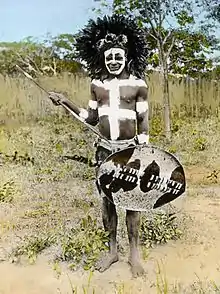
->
[136, 82, 149, 145]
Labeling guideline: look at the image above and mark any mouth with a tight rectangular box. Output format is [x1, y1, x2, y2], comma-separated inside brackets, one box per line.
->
[109, 64, 121, 71]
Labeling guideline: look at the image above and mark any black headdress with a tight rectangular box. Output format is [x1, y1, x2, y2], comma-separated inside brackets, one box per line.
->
[75, 14, 148, 79]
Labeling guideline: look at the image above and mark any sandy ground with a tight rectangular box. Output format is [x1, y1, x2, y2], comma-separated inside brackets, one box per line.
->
[0, 124, 220, 294]
[1, 181, 220, 293]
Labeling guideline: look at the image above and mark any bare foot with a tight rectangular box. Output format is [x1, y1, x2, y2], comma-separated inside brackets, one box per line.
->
[96, 253, 119, 272]
[128, 258, 145, 278]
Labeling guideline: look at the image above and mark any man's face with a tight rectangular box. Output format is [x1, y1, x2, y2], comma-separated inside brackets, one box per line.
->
[104, 48, 126, 76]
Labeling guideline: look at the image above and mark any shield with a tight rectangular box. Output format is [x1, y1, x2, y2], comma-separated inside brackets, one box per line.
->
[96, 144, 186, 211]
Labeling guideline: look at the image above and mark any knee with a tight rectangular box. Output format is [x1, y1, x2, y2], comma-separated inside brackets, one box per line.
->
[126, 210, 140, 217]
[126, 210, 140, 223]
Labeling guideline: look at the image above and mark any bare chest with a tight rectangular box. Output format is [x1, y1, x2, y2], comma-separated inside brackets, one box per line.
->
[94, 81, 138, 109]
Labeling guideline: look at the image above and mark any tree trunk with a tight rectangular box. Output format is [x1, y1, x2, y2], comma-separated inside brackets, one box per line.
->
[162, 66, 171, 141]
[158, 42, 172, 141]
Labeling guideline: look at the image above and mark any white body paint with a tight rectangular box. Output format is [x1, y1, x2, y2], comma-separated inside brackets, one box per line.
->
[90, 75, 148, 140]
[137, 133, 149, 144]
[92, 75, 147, 88]
[136, 101, 148, 114]
[104, 78, 121, 140]
[98, 107, 136, 120]
[79, 108, 88, 120]
[88, 100, 98, 109]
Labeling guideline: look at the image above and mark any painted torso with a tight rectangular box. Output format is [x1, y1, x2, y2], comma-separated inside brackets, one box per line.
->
[91, 75, 147, 141]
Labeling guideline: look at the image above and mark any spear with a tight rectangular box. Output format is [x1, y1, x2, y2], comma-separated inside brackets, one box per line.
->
[15, 65, 110, 143]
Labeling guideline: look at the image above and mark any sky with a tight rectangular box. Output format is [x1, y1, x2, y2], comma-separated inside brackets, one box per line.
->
[0, 0, 219, 58]
[0, 0, 100, 42]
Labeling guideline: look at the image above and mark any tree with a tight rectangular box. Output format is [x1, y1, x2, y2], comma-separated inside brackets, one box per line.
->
[93, 0, 218, 140]
[147, 28, 216, 77]
[50, 34, 76, 60]
[0, 35, 83, 77]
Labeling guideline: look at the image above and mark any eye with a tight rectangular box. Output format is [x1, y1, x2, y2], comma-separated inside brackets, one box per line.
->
[115, 54, 123, 61]
[106, 54, 113, 61]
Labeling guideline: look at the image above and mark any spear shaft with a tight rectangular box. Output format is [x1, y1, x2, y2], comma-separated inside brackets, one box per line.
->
[15, 65, 110, 143]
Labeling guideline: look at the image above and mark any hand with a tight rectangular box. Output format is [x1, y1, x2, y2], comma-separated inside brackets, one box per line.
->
[48, 91, 66, 106]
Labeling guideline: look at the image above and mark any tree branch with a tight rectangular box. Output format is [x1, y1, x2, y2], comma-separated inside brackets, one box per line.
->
[162, 30, 172, 46]
[166, 34, 176, 58]
[145, 15, 159, 38]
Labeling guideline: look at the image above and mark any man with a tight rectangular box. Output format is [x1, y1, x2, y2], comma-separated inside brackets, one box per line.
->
[49, 14, 149, 277]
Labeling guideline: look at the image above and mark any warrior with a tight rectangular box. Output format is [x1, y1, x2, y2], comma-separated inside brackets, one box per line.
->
[48, 14, 149, 277]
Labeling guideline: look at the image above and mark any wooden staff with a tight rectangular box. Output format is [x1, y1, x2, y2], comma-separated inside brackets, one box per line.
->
[15, 65, 110, 143]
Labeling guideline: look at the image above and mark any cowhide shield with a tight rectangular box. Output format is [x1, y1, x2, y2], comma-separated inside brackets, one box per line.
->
[96, 144, 186, 211]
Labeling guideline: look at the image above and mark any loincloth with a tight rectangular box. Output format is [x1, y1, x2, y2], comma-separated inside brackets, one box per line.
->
[94, 137, 137, 168]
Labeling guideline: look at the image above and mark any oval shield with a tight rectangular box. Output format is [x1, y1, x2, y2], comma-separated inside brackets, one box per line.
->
[96, 144, 186, 211]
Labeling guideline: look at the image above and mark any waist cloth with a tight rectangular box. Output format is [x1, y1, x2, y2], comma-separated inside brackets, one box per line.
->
[94, 137, 137, 167]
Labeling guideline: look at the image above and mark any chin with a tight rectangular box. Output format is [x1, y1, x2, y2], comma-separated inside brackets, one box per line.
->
[109, 69, 124, 76]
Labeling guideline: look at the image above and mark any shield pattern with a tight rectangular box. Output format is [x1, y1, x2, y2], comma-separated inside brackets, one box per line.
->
[96, 144, 186, 211]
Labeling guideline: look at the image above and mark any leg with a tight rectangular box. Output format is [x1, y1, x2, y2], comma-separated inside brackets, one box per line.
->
[96, 196, 119, 272]
[126, 210, 145, 277]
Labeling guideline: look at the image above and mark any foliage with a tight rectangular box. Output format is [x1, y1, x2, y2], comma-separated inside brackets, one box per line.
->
[94, 0, 218, 76]
[94, 0, 220, 139]
[203, 0, 220, 22]
[163, 30, 215, 77]
[50, 33, 76, 60]
[0, 35, 83, 77]
[59, 215, 109, 270]
[149, 116, 163, 137]
[140, 213, 182, 248]
[0, 150, 34, 165]
[0, 180, 15, 203]
[11, 234, 56, 264]
[193, 136, 207, 151]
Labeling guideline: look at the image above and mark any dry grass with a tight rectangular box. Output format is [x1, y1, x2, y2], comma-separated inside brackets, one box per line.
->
[0, 73, 220, 293]
[0, 73, 89, 127]
[147, 72, 220, 118]
[1, 71, 220, 126]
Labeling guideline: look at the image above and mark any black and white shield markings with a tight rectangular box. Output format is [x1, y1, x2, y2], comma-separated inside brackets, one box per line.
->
[96, 145, 186, 211]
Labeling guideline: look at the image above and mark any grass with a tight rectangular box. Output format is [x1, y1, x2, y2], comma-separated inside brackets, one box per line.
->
[10, 233, 56, 264]
[0, 180, 15, 203]
[1, 71, 220, 125]
[0, 73, 220, 293]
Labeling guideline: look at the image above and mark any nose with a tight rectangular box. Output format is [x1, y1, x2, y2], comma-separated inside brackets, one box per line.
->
[111, 59, 117, 64]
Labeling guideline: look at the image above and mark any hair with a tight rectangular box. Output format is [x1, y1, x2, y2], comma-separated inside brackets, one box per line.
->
[75, 14, 148, 79]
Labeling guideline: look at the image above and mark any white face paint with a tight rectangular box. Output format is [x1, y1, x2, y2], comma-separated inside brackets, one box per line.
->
[104, 48, 126, 76]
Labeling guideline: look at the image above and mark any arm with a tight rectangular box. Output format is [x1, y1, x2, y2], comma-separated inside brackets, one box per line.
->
[136, 82, 149, 145]
[48, 82, 98, 126]
[84, 83, 99, 126]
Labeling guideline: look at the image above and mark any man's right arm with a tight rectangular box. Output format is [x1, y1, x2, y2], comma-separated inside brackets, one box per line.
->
[84, 83, 99, 126]
[48, 91, 81, 115]
[48, 82, 98, 126]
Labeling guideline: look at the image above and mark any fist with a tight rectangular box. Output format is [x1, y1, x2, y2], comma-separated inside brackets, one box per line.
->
[48, 91, 66, 106]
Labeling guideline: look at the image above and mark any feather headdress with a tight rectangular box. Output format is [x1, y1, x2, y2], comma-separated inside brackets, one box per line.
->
[75, 14, 148, 79]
